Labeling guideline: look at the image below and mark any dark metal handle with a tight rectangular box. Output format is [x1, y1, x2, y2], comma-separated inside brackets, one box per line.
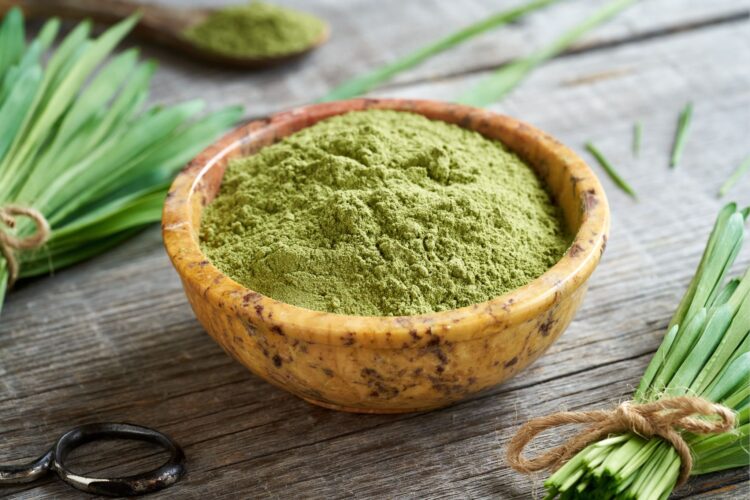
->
[0, 423, 186, 497]
[0, 449, 53, 484]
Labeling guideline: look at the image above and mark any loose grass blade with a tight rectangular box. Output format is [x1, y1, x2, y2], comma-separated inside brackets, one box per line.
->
[459, 0, 637, 106]
[320, 0, 560, 101]
[584, 142, 637, 199]
[633, 121, 642, 157]
[670, 102, 693, 168]
[718, 156, 750, 198]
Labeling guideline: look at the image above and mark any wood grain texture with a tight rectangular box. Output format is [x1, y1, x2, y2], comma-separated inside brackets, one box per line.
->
[1, 0, 749, 498]
[134, 0, 750, 116]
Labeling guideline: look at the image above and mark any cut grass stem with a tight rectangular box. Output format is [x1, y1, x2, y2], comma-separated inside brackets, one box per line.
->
[670, 102, 693, 168]
[584, 142, 637, 199]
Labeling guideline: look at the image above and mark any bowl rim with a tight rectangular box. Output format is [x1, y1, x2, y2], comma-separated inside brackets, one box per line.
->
[163, 98, 610, 347]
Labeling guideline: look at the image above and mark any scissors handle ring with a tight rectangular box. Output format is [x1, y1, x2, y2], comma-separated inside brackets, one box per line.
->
[0, 423, 185, 496]
[52, 423, 186, 496]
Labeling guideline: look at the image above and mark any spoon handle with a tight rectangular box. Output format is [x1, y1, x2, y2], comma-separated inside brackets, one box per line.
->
[0, 0, 195, 29]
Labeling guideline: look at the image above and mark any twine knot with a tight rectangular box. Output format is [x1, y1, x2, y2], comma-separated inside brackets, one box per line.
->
[0, 204, 50, 288]
[506, 396, 735, 486]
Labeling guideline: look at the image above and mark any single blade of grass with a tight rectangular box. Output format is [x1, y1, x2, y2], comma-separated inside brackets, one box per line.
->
[319, 0, 560, 102]
[633, 121, 642, 157]
[584, 142, 637, 199]
[718, 156, 750, 197]
[651, 309, 706, 395]
[670, 102, 693, 168]
[635, 324, 678, 400]
[0, 8, 25, 76]
[703, 351, 750, 403]
[459, 0, 637, 106]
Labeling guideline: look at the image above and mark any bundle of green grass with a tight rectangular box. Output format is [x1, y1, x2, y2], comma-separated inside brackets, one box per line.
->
[0, 8, 242, 314]
[543, 203, 750, 499]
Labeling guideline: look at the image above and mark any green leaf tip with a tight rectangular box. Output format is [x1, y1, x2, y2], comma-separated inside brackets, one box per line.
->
[670, 102, 693, 168]
[585, 142, 637, 199]
[718, 156, 750, 198]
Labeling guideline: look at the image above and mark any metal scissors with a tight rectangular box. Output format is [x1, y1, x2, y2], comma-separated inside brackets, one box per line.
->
[0, 423, 185, 496]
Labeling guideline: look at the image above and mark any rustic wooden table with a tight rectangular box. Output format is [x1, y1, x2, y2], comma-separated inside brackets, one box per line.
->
[1, 1, 749, 498]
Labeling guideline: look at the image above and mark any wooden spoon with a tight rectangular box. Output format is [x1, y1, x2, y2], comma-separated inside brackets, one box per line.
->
[0, 0, 330, 69]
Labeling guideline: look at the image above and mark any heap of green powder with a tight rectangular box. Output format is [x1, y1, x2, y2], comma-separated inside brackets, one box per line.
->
[184, 2, 326, 58]
[201, 110, 570, 316]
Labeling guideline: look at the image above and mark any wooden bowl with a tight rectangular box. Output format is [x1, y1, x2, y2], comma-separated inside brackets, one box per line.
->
[163, 99, 610, 413]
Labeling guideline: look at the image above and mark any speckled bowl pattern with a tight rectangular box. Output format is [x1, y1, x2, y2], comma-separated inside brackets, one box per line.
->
[163, 99, 610, 413]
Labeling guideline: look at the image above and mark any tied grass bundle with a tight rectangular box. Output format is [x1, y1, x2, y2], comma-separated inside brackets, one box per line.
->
[543, 203, 750, 499]
[0, 9, 242, 314]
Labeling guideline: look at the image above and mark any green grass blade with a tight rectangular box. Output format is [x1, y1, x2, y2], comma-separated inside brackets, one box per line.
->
[635, 324, 678, 401]
[0, 17, 136, 199]
[62, 104, 242, 219]
[667, 304, 735, 394]
[18, 229, 143, 278]
[718, 156, 750, 198]
[17, 50, 141, 200]
[42, 100, 205, 221]
[691, 273, 750, 395]
[50, 190, 166, 243]
[0, 9, 242, 311]
[584, 142, 638, 199]
[0, 20, 90, 177]
[710, 278, 740, 308]
[678, 211, 745, 329]
[633, 121, 642, 157]
[74, 61, 156, 162]
[703, 352, 750, 403]
[0, 7, 25, 76]
[31, 17, 60, 53]
[670, 203, 738, 329]
[651, 310, 706, 395]
[0, 65, 42, 162]
[670, 102, 693, 168]
[50, 184, 168, 241]
[320, 0, 560, 102]
[459, 0, 637, 106]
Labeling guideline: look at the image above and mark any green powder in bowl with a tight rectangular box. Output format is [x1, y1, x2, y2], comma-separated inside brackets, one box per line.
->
[200, 110, 570, 316]
[184, 2, 326, 58]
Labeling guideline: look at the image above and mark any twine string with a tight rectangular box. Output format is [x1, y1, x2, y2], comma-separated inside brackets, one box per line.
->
[506, 396, 735, 486]
[0, 204, 51, 288]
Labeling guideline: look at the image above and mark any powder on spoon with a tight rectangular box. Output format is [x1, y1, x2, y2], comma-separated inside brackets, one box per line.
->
[201, 110, 570, 316]
[184, 2, 326, 58]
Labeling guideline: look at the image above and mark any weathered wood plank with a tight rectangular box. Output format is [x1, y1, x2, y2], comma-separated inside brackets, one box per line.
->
[1, 1, 749, 499]
[133, 0, 750, 116]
